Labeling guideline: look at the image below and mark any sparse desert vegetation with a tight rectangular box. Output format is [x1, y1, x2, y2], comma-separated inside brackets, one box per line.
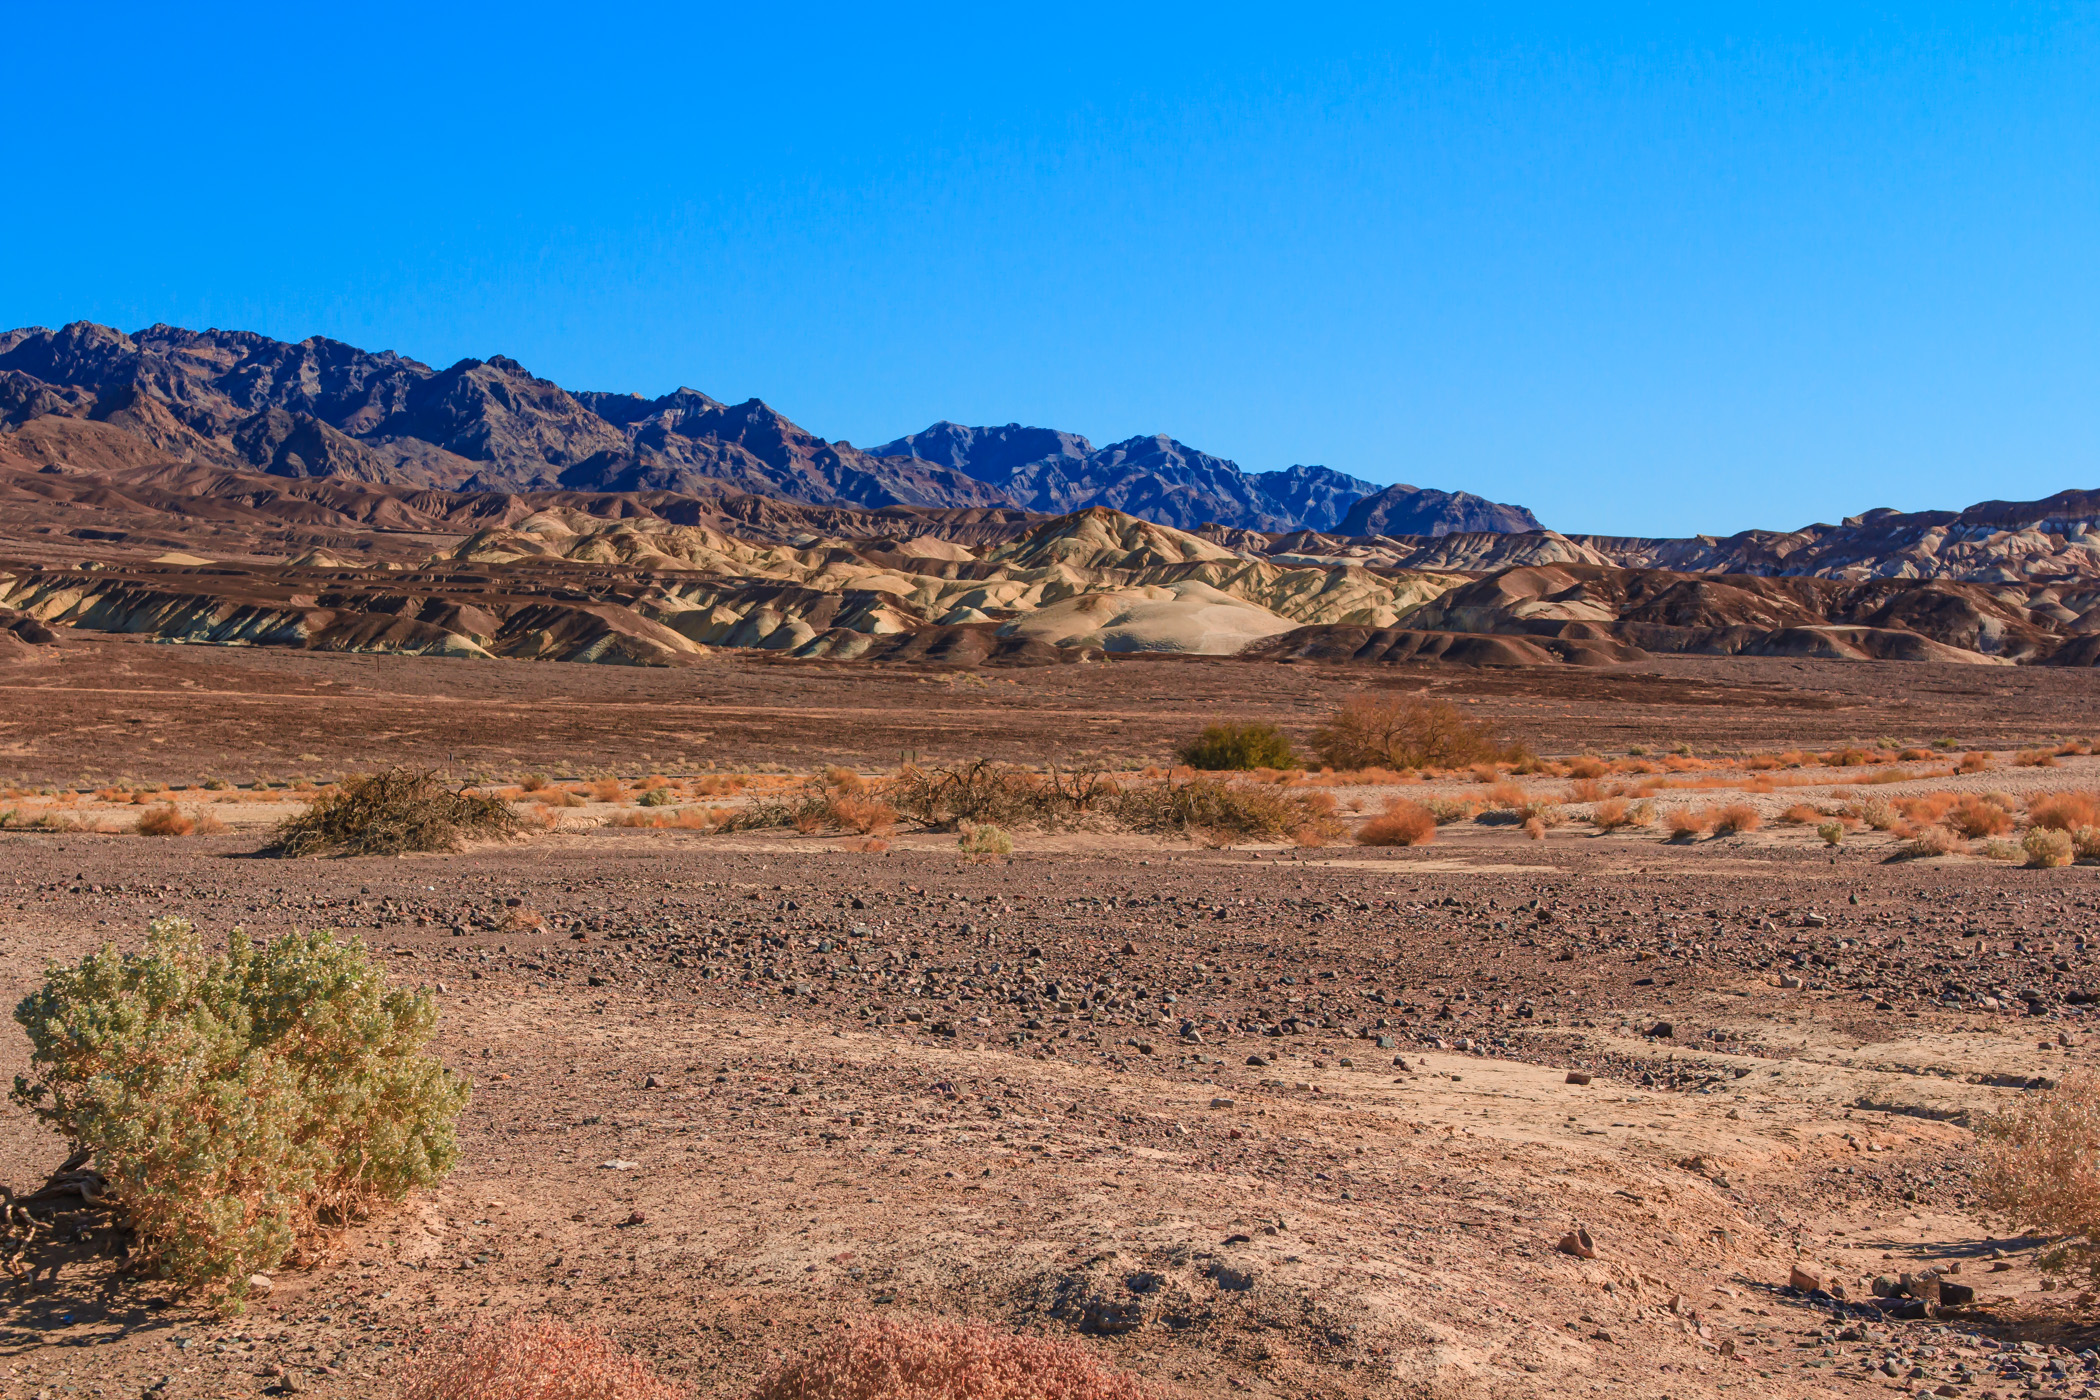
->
[11, 918, 465, 1308]
[273, 769, 521, 858]
[398, 1316, 689, 1400]
[1175, 722, 1296, 772]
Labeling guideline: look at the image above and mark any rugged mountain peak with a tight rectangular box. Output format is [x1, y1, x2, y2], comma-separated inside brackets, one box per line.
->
[870, 421, 1093, 483]
[0, 320, 1538, 532]
[1340, 482, 1544, 538]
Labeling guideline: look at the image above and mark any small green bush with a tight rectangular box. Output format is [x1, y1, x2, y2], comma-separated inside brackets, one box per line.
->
[2024, 826, 2075, 869]
[636, 786, 676, 807]
[958, 823, 1015, 857]
[1176, 723, 1296, 772]
[12, 917, 467, 1309]
[1816, 821, 1845, 847]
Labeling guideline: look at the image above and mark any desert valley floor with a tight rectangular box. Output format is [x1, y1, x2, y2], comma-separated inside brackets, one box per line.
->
[0, 642, 2096, 1400]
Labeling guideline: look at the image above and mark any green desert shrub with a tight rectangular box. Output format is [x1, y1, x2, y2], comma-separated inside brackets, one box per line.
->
[272, 768, 519, 857]
[1974, 1071, 2100, 1290]
[2024, 826, 2075, 869]
[11, 917, 467, 1309]
[1176, 722, 1296, 772]
[957, 822, 1015, 857]
[636, 785, 677, 807]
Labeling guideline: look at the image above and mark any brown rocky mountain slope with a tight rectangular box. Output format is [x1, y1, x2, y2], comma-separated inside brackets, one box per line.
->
[6, 445, 2100, 668]
[0, 321, 1542, 534]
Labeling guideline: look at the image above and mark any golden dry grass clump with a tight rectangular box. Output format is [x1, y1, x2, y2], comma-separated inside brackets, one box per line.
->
[1975, 1071, 2100, 1288]
[1356, 798, 1437, 847]
[1663, 806, 1712, 839]
[1949, 794, 2015, 838]
[1588, 797, 1651, 831]
[136, 804, 227, 837]
[272, 770, 520, 857]
[399, 1317, 687, 1400]
[1710, 802, 1761, 836]
[749, 1315, 1168, 1400]
[2028, 790, 2100, 832]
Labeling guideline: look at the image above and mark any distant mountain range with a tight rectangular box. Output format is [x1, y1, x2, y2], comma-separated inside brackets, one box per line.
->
[0, 321, 1534, 536]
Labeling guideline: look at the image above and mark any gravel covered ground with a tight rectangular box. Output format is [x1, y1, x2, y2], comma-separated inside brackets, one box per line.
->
[0, 805, 2096, 1399]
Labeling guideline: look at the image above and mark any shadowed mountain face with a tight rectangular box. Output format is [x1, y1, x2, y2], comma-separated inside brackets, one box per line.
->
[867, 420, 1521, 534]
[1339, 482, 1545, 537]
[0, 322, 1539, 533]
[0, 323, 1008, 512]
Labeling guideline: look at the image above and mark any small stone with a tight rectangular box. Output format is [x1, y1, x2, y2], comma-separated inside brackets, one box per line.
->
[642, 1075, 660, 1088]
[1565, 1071, 1592, 1085]
[247, 1273, 274, 1295]
[1788, 1264, 1821, 1294]
[1558, 1228, 1596, 1259]
[1779, 974, 1804, 989]
[1210, 1097, 1235, 1109]
[1246, 1054, 1269, 1067]
[1648, 1021, 1674, 1038]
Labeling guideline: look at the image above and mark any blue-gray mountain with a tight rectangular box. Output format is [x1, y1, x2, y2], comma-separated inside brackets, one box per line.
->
[0, 321, 1542, 535]
[866, 421, 1542, 535]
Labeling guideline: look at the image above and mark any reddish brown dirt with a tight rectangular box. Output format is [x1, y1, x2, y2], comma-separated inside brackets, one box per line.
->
[5, 636, 2100, 786]
[0, 654, 2097, 1400]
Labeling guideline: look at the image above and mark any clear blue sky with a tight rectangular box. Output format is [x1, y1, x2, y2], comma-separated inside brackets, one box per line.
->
[2, 3, 2093, 536]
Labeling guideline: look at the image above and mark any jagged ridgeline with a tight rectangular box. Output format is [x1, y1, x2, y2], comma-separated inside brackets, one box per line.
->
[3, 320, 2100, 669]
[0, 321, 1535, 534]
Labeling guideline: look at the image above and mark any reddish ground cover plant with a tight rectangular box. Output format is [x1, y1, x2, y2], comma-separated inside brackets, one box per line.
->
[749, 1315, 1168, 1400]
[398, 1317, 687, 1400]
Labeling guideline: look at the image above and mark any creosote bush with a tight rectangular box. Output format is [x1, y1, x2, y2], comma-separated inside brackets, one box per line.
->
[12, 918, 466, 1309]
[1974, 1071, 2100, 1290]
[1115, 776, 1338, 844]
[750, 1314, 1167, 1400]
[272, 769, 519, 857]
[399, 1316, 688, 1400]
[1310, 695, 1525, 771]
[1176, 722, 1296, 772]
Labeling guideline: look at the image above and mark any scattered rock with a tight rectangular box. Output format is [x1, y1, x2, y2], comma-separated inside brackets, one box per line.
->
[1565, 1071, 1592, 1085]
[1557, 1228, 1596, 1259]
[1788, 1265, 1821, 1293]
